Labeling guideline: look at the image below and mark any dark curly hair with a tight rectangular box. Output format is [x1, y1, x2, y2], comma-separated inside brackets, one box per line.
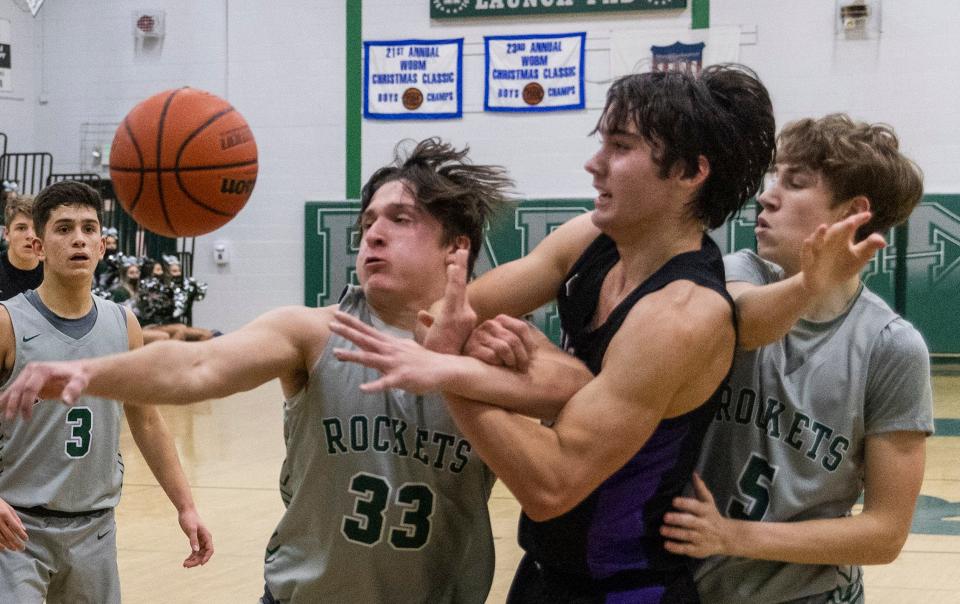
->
[595, 64, 776, 229]
[360, 138, 514, 273]
[33, 180, 103, 237]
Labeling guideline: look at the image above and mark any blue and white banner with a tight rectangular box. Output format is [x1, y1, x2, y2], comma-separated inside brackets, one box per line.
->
[484, 32, 585, 113]
[610, 26, 740, 79]
[364, 38, 463, 120]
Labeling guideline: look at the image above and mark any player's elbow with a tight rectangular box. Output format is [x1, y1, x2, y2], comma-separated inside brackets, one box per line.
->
[870, 528, 909, 564]
[518, 482, 582, 522]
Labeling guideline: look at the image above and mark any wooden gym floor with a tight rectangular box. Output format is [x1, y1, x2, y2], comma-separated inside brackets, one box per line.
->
[115, 374, 960, 603]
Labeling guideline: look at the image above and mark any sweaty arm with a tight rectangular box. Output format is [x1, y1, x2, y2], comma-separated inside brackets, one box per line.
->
[434, 282, 733, 521]
[732, 212, 885, 349]
[0, 306, 330, 418]
[467, 212, 600, 321]
[331, 312, 591, 420]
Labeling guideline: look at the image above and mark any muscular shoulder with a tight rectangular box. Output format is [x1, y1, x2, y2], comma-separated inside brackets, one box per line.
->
[256, 304, 337, 341]
[600, 281, 734, 416]
[259, 304, 338, 359]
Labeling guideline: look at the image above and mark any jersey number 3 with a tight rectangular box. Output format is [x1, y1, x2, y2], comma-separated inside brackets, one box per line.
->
[341, 472, 435, 550]
[728, 453, 778, 521]
[65, 406, 93, 458]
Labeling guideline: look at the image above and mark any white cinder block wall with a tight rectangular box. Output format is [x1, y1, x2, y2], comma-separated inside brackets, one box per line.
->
[0, 0, 957, 331]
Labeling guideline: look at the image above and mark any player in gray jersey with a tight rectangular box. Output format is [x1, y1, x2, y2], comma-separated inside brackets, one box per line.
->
[0, 140, 592, 603]
[0, 180, 212, 603]
[660, 114, 934, 603]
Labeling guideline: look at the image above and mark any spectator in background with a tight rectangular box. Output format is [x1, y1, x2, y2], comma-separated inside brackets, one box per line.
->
[0, 193, 43, 300]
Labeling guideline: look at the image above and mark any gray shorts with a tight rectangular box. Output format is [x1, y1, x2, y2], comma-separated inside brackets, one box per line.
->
[0, 507, 120, 604]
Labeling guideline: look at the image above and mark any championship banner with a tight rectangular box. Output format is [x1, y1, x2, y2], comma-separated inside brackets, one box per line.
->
[609, 25, 741, 78]
[484, 32, 585, 113]
[0, 19, 12, 93]
[363, 38, 463, 120]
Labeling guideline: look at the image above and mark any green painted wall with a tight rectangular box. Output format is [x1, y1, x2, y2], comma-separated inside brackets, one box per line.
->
[305, 195, 960, 355]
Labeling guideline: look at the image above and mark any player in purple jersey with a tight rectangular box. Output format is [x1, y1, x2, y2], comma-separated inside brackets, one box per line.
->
[328, 65, 776, 603]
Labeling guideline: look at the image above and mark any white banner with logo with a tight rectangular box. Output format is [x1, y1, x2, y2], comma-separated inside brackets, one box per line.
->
[610, 26, 740, 78]
[484, 32, 585, 113]
[0, 19, 12, 93]
[364, 38, 463, 120]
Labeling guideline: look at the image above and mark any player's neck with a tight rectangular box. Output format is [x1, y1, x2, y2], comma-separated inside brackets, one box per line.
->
[365, 293, 420, 332]
[6, 249, 39, 271]
[35, 278, 94, 318]
[801, 275, 862, 322]
[609, 221, 704, 291]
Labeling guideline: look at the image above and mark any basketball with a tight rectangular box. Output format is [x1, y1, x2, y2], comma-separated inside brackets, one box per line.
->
[109, 87, 258, 237]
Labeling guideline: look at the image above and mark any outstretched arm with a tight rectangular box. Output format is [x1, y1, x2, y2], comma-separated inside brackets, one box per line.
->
[734, 211, 885, 349]
[662, 430, 925, 565]
[332, 312, 591, 420]
[331, 251, 592, 419]
[337, 280, 734, 520]
[0, 305, 326, 419]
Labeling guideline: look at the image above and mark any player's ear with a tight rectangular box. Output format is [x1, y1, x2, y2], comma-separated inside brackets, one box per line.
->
[31, 237, 45, 261]
[845, 195, 871, 216]
[675, 155, 710, 190]
[96, 231, 106, 260]
[451, 235, 470, 252]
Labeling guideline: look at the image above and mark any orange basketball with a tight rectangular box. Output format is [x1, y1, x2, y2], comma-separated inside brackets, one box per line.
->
[109, 88, 258, 237]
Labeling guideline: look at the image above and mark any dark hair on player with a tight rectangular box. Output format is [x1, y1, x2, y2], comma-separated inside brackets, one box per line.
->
[33, 180, 103, 237]
[360, 138, 514, 273]
[595, 63, 776, 229]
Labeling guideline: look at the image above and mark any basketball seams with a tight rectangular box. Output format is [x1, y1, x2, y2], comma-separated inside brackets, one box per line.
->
[120, 118, 147, 213]
[109, 160, 259, 173]
[174, 106, 255, 220]
[155, 89, 183, 235]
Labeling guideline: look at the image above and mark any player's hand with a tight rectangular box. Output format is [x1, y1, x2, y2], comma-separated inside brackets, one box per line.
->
[660, 473, 733, 558]
[178, 507, 214, 568]
[800, 211, 886, 300]
[331, 312, 454, 394]
[464, 315, 537, 372]
[420, 248, 477, 354]
[0, 498, 28, 551]
[0, 360, 89, 421]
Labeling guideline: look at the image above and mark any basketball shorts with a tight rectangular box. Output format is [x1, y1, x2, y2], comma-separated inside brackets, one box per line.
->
[507, 553, 700, 604]
[0, 507, 119, 604]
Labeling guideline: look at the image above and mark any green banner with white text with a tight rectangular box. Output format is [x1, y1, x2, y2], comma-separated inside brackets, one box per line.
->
[430, 0, 686, 20]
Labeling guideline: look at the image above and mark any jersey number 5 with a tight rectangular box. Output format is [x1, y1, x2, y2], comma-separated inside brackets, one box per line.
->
[341, 472, 435, 550]
[728, 453, 778, 521]
[65, 406, 93, 458]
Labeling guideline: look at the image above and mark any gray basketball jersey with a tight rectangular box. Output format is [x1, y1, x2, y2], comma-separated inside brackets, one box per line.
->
[263, 286, 497, 604]
[694, 250, 934, 604]
[0, 293, 128, 512]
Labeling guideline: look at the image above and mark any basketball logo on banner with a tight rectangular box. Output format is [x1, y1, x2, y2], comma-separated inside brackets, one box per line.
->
[651, 41, 705, 74]
[485, 32, 585, 113]
[364, 38, 463, 120]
